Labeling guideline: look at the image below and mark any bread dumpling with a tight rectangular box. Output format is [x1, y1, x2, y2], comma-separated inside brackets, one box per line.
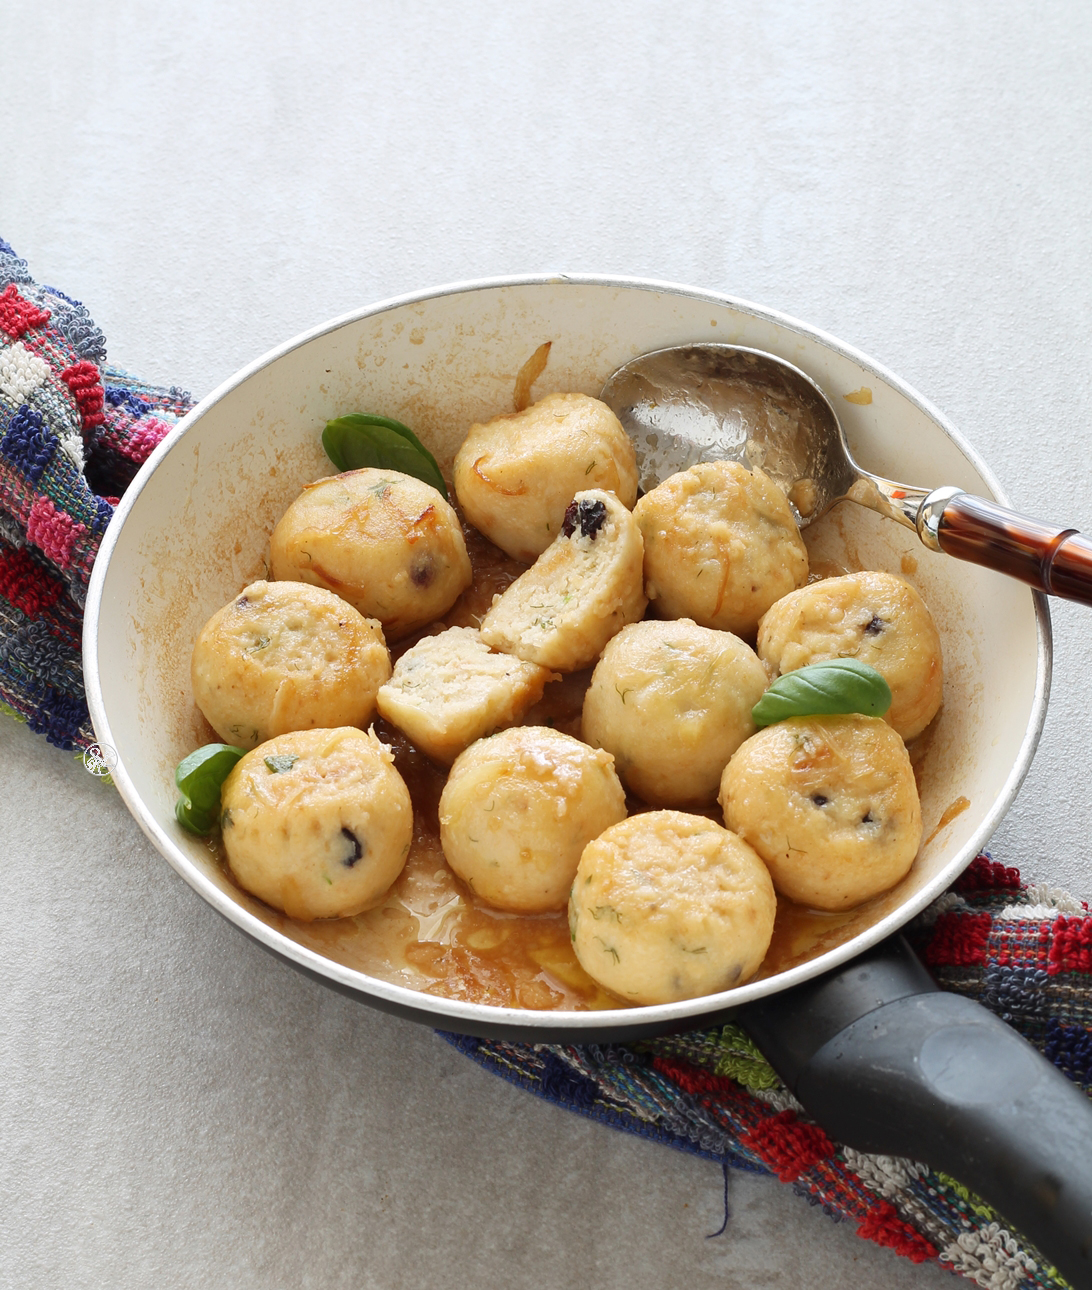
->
[220, 727, 413, 921]
[633, 460, 808, 637]
[191, 580, 391, 749]
[479, 489, 646, 672]
[756, 570, 943, 740]
[582, 619, 768, 807]
[568, 811, 776, 1006]
[439, 726, 626, 913]
[376, 625, 556, 765]
[453, 392, 639, 563]
[269, 468, 472, 640]
[719, 714, 922, 911]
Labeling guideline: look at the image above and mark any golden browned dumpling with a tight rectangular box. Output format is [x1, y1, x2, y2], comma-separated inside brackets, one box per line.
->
[220, 727, 413, 921]
[453, 393, 639, 563]
[269, 469, 472, 640]
[190, 580, 391, 749]
[581, 619, 768, 807]
[719, 714, 922, 912]
[756, 571, 943, 740]
[568, 811, 776, 1006]
[479, 490, 646, 672]
[375, 626, 556, 765]
[438, 726, 627, 913]
[633, 460, 808, 637]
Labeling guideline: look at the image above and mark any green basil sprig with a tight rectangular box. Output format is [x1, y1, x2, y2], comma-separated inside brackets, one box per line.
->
[322, 413, 448, 499]
[752, 659, 892, 728]
[175, 743, 247, 835]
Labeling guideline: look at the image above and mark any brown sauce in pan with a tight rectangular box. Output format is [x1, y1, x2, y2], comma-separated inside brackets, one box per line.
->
[212, 526, 932, 1012]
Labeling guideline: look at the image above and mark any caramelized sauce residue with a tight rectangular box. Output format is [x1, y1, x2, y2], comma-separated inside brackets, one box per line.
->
[924, 795, 970, 847]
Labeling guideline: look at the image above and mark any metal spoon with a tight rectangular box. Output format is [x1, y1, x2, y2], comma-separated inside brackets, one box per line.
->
[600, 343, 1092, 607]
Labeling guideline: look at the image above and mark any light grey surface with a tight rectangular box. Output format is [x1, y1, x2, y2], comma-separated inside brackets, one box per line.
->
[2, 2, 1090, 1286]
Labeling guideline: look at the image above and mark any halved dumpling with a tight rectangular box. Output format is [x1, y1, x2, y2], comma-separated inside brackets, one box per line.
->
[376, 625, 556, 764]
[479, 489, 646, 672]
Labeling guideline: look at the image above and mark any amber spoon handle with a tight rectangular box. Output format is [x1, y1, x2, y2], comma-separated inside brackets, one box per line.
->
[915, 486, 1092, 606]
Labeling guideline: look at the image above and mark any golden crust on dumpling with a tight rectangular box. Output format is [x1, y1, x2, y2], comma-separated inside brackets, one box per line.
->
[756, 571, 943, 740]
[439, 726, 626, 913]
[719, 714, 922, 911]
[582, 619, 768, 807]
[454, 393, 638, 563]
[634, 461, 808, 637]
[568, 811, 775, 1005]
[269, 469, 471, 640]
[191, 580, 390, 749]
[220, 727, 413, 921]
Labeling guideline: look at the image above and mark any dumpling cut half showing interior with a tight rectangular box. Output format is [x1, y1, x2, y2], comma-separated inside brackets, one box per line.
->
[479, 489, 647, 672]
[375, 625, 556, 764]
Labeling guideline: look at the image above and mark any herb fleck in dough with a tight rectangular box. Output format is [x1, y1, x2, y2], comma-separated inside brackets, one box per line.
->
[220, 726, 413, 921]
[191, 580, 391, 749]
[269, 468, 471, 640]
[453, 392, 639, 563]
[569, 811, 776, 1005]
[719, 713, 922, 911]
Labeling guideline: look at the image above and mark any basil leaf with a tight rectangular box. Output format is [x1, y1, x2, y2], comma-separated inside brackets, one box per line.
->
[175, 743, 247, 835]
[752, 659, 892, 728]
[322, 413, 448, 499]
[264, 753, 298, 774]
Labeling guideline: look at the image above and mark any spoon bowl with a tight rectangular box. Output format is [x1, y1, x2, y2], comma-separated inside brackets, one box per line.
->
[600, 343, 858, 523]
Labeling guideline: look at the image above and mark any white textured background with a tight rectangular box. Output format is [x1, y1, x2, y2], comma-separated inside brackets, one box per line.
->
[2, 2, 1091, 1286]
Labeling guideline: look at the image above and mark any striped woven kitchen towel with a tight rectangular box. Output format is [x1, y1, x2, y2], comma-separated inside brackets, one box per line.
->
[0, 238, 192, 751]
[4, 239, 1089, 1289]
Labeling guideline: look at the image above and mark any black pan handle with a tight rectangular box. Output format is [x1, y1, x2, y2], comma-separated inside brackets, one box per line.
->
[739, 936, 1092, 1287]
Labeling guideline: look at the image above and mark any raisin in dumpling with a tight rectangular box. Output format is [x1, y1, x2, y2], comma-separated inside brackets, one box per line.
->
[191, 580, 390, 749]
[479, 489, 646, 672]
[568, 811, 775, 1006]
[581, 619, 768, 807]
[269, 469, 471, 640]
[453, 392, 639, 563]
[633, 460, 808, 637]
[719, 714, 922, 911]
[220, 727, 413, 920]
[756, 571, 943, 740]
[438, 726, 626, 913]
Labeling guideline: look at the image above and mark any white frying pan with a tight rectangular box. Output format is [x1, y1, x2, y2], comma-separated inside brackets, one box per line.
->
[83, 277, 1091, 1282]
